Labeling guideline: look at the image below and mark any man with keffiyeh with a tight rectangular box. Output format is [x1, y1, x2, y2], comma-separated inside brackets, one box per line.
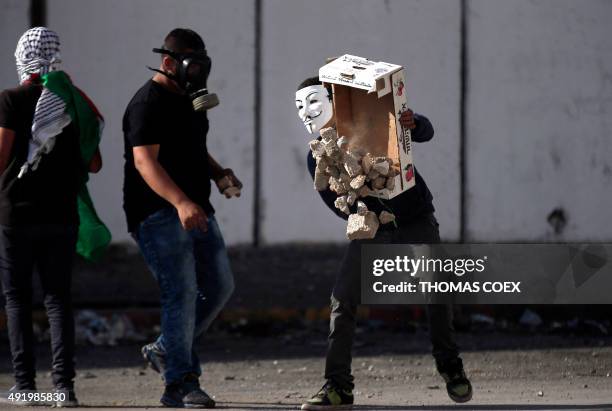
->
[0, 27, 109, 407]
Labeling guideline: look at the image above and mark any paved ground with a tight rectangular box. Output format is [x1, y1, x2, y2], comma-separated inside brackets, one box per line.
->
[1, 331, 611, 410]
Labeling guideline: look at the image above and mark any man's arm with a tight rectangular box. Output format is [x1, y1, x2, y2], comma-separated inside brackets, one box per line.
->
[207, 153, 224, 181]
[133, 144, 208, 231]
[0, 127, 15, 175]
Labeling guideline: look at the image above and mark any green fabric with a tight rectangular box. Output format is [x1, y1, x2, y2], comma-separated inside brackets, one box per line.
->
[42, 71, 111, 261]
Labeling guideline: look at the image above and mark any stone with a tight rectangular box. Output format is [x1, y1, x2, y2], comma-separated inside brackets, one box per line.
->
[331, 151, 344, 162]
[350, 175, 367, 190]
[314, 161, 329, 191]
[356, 201, 368, 216]
[372, 176, 387, 190]
[326, 165, 341, 179]
[379, 211, 396, 225]
[343, 151, 363, 177]
[316, 155, 330, 169]
[329, 176, 348, 195]
[334, 195, 350, 215]
[223, 186, 241, 198]
[347, 190, 358, 206]
[346, 212, 380, 240]
[385, 175, 396, 191]
[361, 153, 374, 174]
[323, 138, 340, 157]
[372, 160, 390, 176]
[337, 136, 348, 149]
[309, 139, 325, 158]
[358, 185, 372, 198]
[320, 127, 338, 142]
[367, 169, 380, 181]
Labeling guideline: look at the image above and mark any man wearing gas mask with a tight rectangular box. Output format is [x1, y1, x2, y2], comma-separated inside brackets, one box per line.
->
[296, 77, 472, 409]
[122, 28, 240, 408]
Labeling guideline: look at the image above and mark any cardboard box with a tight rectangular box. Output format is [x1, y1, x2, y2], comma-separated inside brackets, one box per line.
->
[319, 54, 415, 199]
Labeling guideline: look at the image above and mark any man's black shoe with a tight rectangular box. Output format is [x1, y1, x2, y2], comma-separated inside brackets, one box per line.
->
[161, 374, 215, 408]
[436, 357, 473, 403]
[301, 380, 354, 410]
[55, 386, 79, 408]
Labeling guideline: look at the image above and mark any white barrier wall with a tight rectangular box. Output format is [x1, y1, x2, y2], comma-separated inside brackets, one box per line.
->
[0, 1, 29, 91]
[260, 0, 462, 243]
[1, 0, 610, 244]
[466, 0, 612, 241]
[47, 0, 255, 244]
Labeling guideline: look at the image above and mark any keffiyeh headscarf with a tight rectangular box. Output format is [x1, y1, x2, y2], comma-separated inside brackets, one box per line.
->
[15, 26, 62, 84]
[14, 27, 71, 178]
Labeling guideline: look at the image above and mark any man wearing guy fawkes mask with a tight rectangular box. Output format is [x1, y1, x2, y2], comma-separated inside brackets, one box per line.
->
[122, 28, 241, 408]
[296, 78, 473, 410]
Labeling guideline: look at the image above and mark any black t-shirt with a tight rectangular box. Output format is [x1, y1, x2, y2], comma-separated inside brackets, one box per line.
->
[307, 113, 435, 227]
[122, 79, 214, 232]
[0, 83, 80, 226]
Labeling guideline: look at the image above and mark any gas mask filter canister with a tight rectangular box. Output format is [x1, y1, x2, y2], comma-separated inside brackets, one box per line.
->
[150, 47, 220, 112]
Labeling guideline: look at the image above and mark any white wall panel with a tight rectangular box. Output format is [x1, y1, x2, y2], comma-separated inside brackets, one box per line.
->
[467, 0, 612, 241]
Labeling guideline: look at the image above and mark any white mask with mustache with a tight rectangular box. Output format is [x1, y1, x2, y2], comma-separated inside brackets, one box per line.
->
[295, 85, 333, 135]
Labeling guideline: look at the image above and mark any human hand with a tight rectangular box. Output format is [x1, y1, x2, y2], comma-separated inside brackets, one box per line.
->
[399, 109, 416, 130]
[215, 168, 243, 198]
[176, 199, 208, 231]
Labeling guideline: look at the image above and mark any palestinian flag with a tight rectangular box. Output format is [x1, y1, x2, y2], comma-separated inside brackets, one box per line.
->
[42, 71, 111, 261]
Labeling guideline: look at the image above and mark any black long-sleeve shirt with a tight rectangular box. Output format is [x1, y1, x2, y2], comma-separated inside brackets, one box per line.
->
[307, 113, 435, 227]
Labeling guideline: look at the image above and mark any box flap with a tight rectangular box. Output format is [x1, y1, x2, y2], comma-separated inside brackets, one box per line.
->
[319, 54, 403, 93]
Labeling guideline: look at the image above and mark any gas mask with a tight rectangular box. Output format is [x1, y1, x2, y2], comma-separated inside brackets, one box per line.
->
[150, 47, 219, 111]
[295, 85, 333, 134]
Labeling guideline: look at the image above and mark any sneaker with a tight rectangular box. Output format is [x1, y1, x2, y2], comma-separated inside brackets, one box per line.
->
[301, 381, 354, 410]
[160, 374, 215, 408]
[436, 357, 473, 403]
[55, 387, 79, 408]
[142, 342, 166, 374]
[183, 374, 215, 409]
[0, 385, 40, 406]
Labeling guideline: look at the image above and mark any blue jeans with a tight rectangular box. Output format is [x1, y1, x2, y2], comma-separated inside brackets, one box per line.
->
[133, 207, 234, 385]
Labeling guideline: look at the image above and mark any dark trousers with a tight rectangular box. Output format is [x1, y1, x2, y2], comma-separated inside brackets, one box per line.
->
[0, 224, 77, 389]
[325, 214, 459, 390]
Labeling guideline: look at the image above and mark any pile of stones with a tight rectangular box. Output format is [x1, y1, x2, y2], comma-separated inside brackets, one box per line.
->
[309, 127, 397, 240]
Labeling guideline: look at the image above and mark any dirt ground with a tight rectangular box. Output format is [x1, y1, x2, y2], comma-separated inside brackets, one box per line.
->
[1, 331, 611, 411]
[1, 244, 612, 410]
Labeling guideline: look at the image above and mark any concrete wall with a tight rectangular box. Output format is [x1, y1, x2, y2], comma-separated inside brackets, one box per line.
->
[0, 0, 29, 91]
[466, 0, 612, 241]
[0, 0, 610, 244]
